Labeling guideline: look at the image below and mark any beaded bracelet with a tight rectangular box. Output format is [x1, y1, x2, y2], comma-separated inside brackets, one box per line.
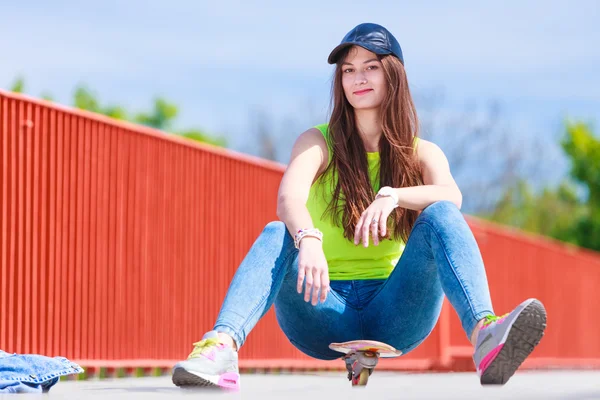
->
[294, 228, 323, 249]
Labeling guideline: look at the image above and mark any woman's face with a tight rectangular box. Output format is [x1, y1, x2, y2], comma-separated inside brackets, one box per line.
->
[341, 46, 387, 111]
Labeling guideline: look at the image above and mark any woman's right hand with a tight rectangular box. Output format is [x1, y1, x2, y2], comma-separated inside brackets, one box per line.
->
[297, 237, 330, 306]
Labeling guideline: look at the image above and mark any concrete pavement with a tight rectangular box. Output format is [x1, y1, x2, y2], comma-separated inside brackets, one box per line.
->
[16, 371, 600, 399]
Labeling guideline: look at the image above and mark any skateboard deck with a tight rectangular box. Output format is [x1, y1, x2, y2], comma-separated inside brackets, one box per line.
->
[329, 339, 402, 358]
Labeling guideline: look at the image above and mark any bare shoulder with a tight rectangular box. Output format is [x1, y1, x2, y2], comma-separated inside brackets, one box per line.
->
[278, 127, 330, 200]
[290, 127, 330, 172]
[415, 138, 447, 161]
[415, 138, 441, 153]
[294, 127, 329, 152]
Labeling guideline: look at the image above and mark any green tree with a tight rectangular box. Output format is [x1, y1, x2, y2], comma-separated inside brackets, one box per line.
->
[134, 98, 178, 130]
[179, 129, 227, 147]
[485, 120, 600, 251]
[40, 92, 54, 101]
[560, 121, 600, 250]
[73, 85, 128, 120]
[11, 77, 25, 93]
[7, 77, 225, 147]
[73, 85, 101, 113]
[484, 179, 583, 245]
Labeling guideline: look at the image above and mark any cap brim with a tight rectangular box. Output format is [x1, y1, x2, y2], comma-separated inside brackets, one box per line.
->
[327, 42, 392, 64]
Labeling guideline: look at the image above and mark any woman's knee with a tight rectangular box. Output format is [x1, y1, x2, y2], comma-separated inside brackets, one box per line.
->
[261, 221, 293, 244]
[418, 200, 463, 226]
[263, 220, 287, 235]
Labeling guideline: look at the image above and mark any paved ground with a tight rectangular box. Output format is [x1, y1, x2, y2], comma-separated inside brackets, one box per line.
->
[12, 371, 600, 399]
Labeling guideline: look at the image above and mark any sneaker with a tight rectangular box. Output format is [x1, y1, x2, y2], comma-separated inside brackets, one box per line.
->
[172, 331, 240, 390]
[473, 298, 547, 385]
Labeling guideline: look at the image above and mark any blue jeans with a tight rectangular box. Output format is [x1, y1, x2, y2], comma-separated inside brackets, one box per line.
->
[214, 201, 494, 360]
[0, 350, 83, 393]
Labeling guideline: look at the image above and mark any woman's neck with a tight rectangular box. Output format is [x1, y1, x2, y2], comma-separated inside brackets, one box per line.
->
[354, 109, 382, 152]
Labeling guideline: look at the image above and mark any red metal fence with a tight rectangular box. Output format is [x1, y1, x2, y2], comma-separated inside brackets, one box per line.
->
[1, 89, 599, 373]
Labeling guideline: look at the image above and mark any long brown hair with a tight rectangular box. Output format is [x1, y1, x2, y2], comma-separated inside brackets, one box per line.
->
[323, 49, 423, 243]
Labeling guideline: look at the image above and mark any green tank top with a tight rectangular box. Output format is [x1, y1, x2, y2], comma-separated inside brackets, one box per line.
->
[306, 123, 408, 281]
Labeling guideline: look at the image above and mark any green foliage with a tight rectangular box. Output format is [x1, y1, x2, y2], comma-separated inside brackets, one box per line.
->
[179, 129, 227, 147]
[74, 85, 101, 113]
[561, 121, 600, 203]
[102, 105, 128, 120]
[134, 98, 178, 130]
[40, 92, 54, 102]
[11, 77, 25, 93]
[485, 120, 600, 252]
[7, 78, 225, 146]
[73, 85, 128, 121]
[560, 121, 600, 250]
[484, 180, 583, 245]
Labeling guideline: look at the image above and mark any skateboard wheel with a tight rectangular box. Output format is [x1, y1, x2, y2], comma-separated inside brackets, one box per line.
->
[352, 369, 370, 387]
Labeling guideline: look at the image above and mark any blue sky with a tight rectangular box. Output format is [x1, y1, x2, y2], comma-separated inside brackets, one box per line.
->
[1, 1, 599, 178]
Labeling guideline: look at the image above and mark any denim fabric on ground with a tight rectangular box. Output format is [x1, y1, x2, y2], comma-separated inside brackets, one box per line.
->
[0, 350, 83, 393]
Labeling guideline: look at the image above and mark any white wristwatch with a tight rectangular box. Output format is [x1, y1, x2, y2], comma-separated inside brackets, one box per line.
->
[376, 186, 399, 208]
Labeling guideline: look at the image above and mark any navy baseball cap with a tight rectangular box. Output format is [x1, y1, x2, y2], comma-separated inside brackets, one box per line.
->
[328, 23, 404, 65]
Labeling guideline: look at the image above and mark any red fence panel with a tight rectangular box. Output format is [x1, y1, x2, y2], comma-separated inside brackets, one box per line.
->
[1, 89, 599, 372]
[444, 218, 600, 370]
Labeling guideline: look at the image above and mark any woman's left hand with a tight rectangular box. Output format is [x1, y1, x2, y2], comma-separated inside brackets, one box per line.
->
[354, 196, 397, 247]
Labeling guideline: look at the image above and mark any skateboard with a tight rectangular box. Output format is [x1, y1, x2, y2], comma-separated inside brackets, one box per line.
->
[329, 340, 402, 387]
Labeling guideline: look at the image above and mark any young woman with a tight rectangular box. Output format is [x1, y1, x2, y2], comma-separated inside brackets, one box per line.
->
[172, 23, 547, 390]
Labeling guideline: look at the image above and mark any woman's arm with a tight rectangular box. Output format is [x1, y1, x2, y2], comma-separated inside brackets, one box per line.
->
[354, 139, 462, 246]
[276, 128, 329, 238]
[278, 128, 331, 304]
[391, 139, 462, 210]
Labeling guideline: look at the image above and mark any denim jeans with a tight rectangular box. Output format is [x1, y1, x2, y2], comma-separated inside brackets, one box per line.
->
[214, 201, 494, 360]
[0, 350, 83, 393]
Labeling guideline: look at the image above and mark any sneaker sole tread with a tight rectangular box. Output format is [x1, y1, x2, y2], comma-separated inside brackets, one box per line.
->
[172, 367, 222, 389]
[480, 299, 547, 385]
